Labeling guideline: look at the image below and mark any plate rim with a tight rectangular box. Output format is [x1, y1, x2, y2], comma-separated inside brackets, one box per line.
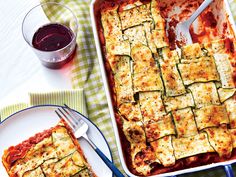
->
[0, 104, 114, 176]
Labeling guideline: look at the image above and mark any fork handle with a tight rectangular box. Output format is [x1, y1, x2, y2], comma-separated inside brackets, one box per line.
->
[187, 0, 213, 26]
[224, 165, 234, 177]
[85, 136, 125, 177]
[94, 147, 125, 177]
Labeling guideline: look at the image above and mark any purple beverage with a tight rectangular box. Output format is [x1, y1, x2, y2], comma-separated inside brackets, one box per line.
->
[32, 23, 76, 69]
[22, 3, 78, 69]
[32, 23, 73, 51]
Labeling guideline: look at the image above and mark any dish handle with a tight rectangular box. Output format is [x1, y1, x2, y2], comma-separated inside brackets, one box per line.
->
[224, 164, 234, 177]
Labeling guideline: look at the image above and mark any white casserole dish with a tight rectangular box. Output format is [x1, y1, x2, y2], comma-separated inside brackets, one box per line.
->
[90, 0, 236, 176]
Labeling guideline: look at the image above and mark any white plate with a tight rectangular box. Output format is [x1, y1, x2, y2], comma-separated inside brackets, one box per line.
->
[0, 105, 113, 177]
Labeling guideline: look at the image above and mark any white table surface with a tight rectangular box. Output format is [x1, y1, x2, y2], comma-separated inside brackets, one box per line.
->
[0, 0, 73, 108]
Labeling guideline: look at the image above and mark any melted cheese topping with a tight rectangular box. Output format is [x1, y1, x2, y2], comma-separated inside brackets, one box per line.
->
[101, 6, 130, 55]
[119, 4, 152, 30]
[160, 61, 186, 96]
[188, 82, 220, 108]
[71, 151, 86, 167]
[152, 29, 169, 49]
[23, 167, 44, 177]
[40, 159, 58, 175]
[151, 136, 175, 167]
[106, 39, 131, 56]
[211, 39, 225, 53]
[52, 127, 77, 158]
[218, 88, 236, 102]
[161, 47, 180, 64]
[106, 54, 120, 73]
[10, 137, 57, 177]
[7, 123, 92, 177]
[214, 53, 235, 88]
[118, 102, 142, 122]
[131, 43, 153, 62]
[204, 125, 233, 158]
[178, 57, 220, 85]
[42, 153, 85, 176]
[113, 56, 134, 105]
[164, 93, 195, 112]
[139, 91, 166, 122]
[123, 120, 146, 144]
[181, 43, 204, 59]
[194, 105, 229, 130]
[101, 6, 123, 41]
[144, 114, 175, 142]
[121, 1, 144, 10]
[124, 25, 147, 48]
[229, 129, 236, 148]
[75, 168, 91, 177]
[130, 143, 147, 162]
[224, 97, 236, 128]
[143, 22, 157, 54]
[131, 44, 163, 92]
[130, 143, 160, 176]
[180, 56, 211, 64]
[172, 108, 198, 138]
[30, 136, 57, 161]
[173, 133, 214, 160]
[202, 41, 213, 56]
[150, 0, 165, 30]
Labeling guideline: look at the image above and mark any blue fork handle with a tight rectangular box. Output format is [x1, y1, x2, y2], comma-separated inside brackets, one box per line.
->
[94, 147, 125, 177]
[224, 165, 234, 177]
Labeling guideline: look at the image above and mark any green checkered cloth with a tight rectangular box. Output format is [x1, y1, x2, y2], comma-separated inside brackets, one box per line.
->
[229, 0, 236, 22]
[1, 0, 236, 176]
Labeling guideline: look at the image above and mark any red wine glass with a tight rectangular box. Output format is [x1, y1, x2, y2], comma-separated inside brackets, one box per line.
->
[22, 2, 78, 69]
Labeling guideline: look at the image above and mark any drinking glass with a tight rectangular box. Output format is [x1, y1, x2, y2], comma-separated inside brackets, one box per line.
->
[22, 2, 78, 69]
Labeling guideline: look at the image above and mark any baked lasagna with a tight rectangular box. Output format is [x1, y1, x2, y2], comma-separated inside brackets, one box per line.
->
[2, 120, 96, 177]
[98, 0, 236, 176]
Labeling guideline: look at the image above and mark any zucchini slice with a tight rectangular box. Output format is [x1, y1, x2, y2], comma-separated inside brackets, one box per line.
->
[131, 44, 163, 92]
[150, 136, 175, 167]
[172, 133, 214, 160]
[204, 125, 232, 158]
[172, 108, 198, 138]
[194, 105, 229, 130]
[188, 82, 220, 108]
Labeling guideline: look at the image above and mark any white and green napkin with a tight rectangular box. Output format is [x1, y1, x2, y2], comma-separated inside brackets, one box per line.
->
[0, 89, 86, 120]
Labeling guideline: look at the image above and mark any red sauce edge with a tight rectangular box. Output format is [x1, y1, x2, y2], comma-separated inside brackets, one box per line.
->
[4, 119, 83, 169]
[4, 126, 58, 168]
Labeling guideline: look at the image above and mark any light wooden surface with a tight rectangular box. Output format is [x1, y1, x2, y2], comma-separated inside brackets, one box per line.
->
[0, 0, 73, 108]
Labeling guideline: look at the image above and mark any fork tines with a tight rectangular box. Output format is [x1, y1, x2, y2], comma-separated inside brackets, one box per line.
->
[55, 104, 81, 131]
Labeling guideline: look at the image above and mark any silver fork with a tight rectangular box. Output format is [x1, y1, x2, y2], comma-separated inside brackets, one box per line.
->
[175, 0, 213, 45]
[55, 104, 125, 177]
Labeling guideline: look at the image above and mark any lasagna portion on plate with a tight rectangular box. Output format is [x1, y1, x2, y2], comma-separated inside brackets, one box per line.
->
[99, 0, 236, 176]
[2, 120, 97, 177]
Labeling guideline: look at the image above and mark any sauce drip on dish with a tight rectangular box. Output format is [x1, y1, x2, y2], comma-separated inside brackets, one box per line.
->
[159, 0, 234, 49]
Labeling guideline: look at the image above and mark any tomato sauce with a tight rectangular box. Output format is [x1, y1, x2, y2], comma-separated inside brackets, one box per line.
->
[225, 38, 235, 53]
[167, 18, 179, 49]
[159, 0, 235, 48]
[5, 127, 55, 167]
[201, 11, 217, 28]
